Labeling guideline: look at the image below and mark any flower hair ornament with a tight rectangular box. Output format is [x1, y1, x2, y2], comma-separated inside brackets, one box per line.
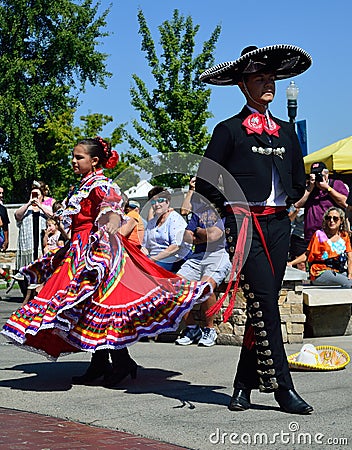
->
[95, 136, 119, 169]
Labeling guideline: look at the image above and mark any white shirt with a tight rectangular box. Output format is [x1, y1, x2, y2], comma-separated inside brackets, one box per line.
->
[143, 210, 191, 262]
[246, 105, 287, 207]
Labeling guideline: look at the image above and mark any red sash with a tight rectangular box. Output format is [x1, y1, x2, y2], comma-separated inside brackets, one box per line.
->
[207, 205, 286, 323]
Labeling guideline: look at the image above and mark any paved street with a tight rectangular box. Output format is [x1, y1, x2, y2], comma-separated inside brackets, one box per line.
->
[0, 289, 351, 449]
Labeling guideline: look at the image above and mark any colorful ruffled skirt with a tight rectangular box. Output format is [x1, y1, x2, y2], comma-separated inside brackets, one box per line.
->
[2, 226, 210, 359]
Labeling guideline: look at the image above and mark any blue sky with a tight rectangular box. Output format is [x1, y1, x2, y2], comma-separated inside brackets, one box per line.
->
[76, 0, 351, 156]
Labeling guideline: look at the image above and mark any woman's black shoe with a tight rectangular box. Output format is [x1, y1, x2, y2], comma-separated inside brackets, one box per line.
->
[72, 350, 111, 385]
[72, 368, 107, 385]
[228, 388, 251, 411]
[274, 389, 313, 414]
[103, 359, 138, 387]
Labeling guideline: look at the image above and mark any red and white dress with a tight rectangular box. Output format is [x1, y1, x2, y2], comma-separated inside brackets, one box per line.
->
[2, 170, 209, 359]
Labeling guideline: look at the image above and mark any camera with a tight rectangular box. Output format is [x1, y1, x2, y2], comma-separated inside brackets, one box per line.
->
[314, 172, 323, 182]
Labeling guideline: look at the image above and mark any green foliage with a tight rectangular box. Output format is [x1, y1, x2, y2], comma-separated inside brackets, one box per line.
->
[125, 9, 221, 188]
[37, 110, 127, 201]
[0, 0, 112, 201]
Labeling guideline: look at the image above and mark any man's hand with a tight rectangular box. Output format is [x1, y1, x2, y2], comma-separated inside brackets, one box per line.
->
[307, 174, 316, 192]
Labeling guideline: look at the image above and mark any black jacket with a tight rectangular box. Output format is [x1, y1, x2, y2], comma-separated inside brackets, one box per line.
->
[196, 106, 306, 214]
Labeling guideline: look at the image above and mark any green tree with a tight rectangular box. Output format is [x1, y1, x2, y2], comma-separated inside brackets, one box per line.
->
[0, 0, 111, 201]
[126, 9, 221, 188]
[37, 110, 127, 200]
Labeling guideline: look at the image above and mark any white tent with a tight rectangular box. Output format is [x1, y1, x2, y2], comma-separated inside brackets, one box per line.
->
[124, 180, 154, 199]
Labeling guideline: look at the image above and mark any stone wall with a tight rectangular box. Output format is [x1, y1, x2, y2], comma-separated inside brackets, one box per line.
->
[212, 267, 307, 345]
[278, 279, 306, 344]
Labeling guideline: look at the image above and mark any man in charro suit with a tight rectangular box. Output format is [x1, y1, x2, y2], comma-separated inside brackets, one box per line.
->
[196, 44, 313, 414]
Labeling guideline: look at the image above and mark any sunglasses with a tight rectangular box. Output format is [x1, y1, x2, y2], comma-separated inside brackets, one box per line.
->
[150, 197, 167, 205]
[325, 215, 340, 223]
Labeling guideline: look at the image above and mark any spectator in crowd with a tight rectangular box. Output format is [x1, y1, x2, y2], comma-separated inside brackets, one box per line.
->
[142, 186, 190, 273]
[346, 186, 352, 230]
[180, 176, 196, 219]
[13, 183, 53, 296]
[294, 162, 348, 246]
[0, 186, 10, 252]
[196, 43, 313, 414]
[51, 201, 70, 244]
[35, 180, 56, 208]
[176, 194, 231, 347]
[0, 185, 11, 287]
[288, 204, 306, 271]
[123, 199, 145, 248]
[22, 216, 65, 306]
[43, 217, 65, 254]
[288, 207, 352, 287]
[52, 201, 64, 215]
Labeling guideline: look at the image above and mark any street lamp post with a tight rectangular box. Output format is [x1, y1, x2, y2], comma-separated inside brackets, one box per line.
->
[286, 80, 299, 123]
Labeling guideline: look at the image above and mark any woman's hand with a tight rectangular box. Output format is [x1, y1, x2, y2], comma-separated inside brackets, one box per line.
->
[15, 200, 32, 221]
[347, 252, 352, 279]
[105, 213, 121, 235]
[30, 198, 40, 207]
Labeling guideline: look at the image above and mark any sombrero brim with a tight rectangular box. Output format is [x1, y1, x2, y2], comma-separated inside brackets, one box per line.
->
[288, 345, 350, 371]
[199, 44, 312, 86]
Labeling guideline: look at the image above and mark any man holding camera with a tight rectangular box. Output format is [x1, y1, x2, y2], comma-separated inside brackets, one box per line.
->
[294, 161, 348, 246]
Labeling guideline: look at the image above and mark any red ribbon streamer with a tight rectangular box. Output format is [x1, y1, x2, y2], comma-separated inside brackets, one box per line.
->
[206, 206, 285, 323]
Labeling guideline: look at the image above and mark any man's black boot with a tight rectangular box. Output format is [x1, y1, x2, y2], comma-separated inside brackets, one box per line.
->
[274, 389, 313, 414]
[228, 388, 251, 411]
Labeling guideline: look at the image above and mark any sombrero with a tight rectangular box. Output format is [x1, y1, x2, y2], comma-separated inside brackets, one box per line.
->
[199, 44, 312, 86]
[288, 344, 350, 371]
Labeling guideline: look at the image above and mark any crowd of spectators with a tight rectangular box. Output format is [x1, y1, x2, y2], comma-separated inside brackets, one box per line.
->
[2, 161, 352, 330]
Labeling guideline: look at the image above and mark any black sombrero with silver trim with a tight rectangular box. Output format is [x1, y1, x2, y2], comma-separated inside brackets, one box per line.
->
[199, 44, 312, 86]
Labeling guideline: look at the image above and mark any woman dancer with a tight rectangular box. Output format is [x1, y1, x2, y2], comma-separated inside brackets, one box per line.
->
[2, 137, 210, 386]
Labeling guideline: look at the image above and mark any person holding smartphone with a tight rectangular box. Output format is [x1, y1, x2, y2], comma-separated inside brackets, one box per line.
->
[294, 161, 348, 248]
[13, 183, 53, 296]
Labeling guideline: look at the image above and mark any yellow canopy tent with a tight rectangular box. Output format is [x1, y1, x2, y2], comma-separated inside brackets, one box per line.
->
[303, 136, 352, 174]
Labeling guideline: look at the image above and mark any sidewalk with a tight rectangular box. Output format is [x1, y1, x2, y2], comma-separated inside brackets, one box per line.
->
[0, 407, 186, 449]
[1, 290, 351, 449]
